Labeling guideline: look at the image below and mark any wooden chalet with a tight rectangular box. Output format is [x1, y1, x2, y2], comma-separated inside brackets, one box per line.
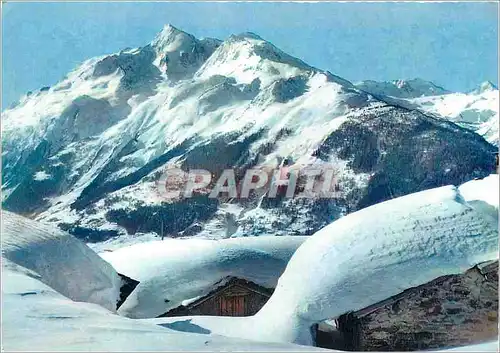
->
[159, 277, 274, 317]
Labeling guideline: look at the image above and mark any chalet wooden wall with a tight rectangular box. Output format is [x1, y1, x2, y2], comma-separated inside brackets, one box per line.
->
[187, 284, 270, 316]
[160, 278, 273, 317]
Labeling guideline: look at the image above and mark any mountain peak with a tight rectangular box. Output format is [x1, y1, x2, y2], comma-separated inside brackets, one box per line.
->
[229, 32, 264, 41]
[393, 78, 448, 93]
[149, 24, 221, 81]
[474, 81, 498, 94]
[151, 24, 195, 50]
[158, 24, 184, 36]
[195, 30, 316, 86]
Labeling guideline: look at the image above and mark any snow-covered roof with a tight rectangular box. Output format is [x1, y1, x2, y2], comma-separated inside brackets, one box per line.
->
[458, 174, 499, 211]
[99, 236, 307, 318]
[258, 181, 498, 345]
[153, 177, 499, 347]
[1, 211, 122, 312]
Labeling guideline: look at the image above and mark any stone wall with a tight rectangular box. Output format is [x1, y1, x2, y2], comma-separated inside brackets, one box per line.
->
[319, 261, 498, 351]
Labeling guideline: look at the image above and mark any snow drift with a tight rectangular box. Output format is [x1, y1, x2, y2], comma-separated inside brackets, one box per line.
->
[1, 210, 122, 311]
[1, 257, 328, 352]
[99, 236, 306, 318]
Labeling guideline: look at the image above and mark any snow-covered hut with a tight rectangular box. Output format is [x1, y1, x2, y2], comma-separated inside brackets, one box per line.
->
[99, 236, 307, 318]
[316, 261, 498, 350]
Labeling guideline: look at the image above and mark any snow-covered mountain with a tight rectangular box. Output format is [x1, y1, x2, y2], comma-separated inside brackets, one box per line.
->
[357, 79, 499, 145]
[409, 81, 499, 145]
[2, 25, 496, 243]
[356, 78, 450, 98]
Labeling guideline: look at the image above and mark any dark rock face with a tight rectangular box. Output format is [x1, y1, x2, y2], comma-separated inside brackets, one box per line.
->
[2, 140, 52, 214]
[319, 262, 498, 351]
[239, 197, 345, 236]
[181, 129, 265, 176]
[58, 223, 120, 243]
[117, 273, 140, 310]
[317, 107, 496, 211]
[271, 76, 308, 103]
[3, 160, 68, 215]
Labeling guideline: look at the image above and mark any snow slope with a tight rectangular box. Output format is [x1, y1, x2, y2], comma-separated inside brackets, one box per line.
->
[357, 79, 499, 145]
[99, 236, 306, 318]
[2, 25, 496, 242]
[409, 84, 499, 145]
[459, 174, 499, 210]
[153, 179, 498, 346]
[1, 210, 122, 311]
[1, 258, 328, 352]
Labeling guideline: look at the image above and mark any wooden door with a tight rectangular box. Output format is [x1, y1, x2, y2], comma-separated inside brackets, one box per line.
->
[219, 295, 245, 316]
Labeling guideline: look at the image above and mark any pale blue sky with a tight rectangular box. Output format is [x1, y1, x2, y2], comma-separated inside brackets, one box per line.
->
[2, 2, 498, 108]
